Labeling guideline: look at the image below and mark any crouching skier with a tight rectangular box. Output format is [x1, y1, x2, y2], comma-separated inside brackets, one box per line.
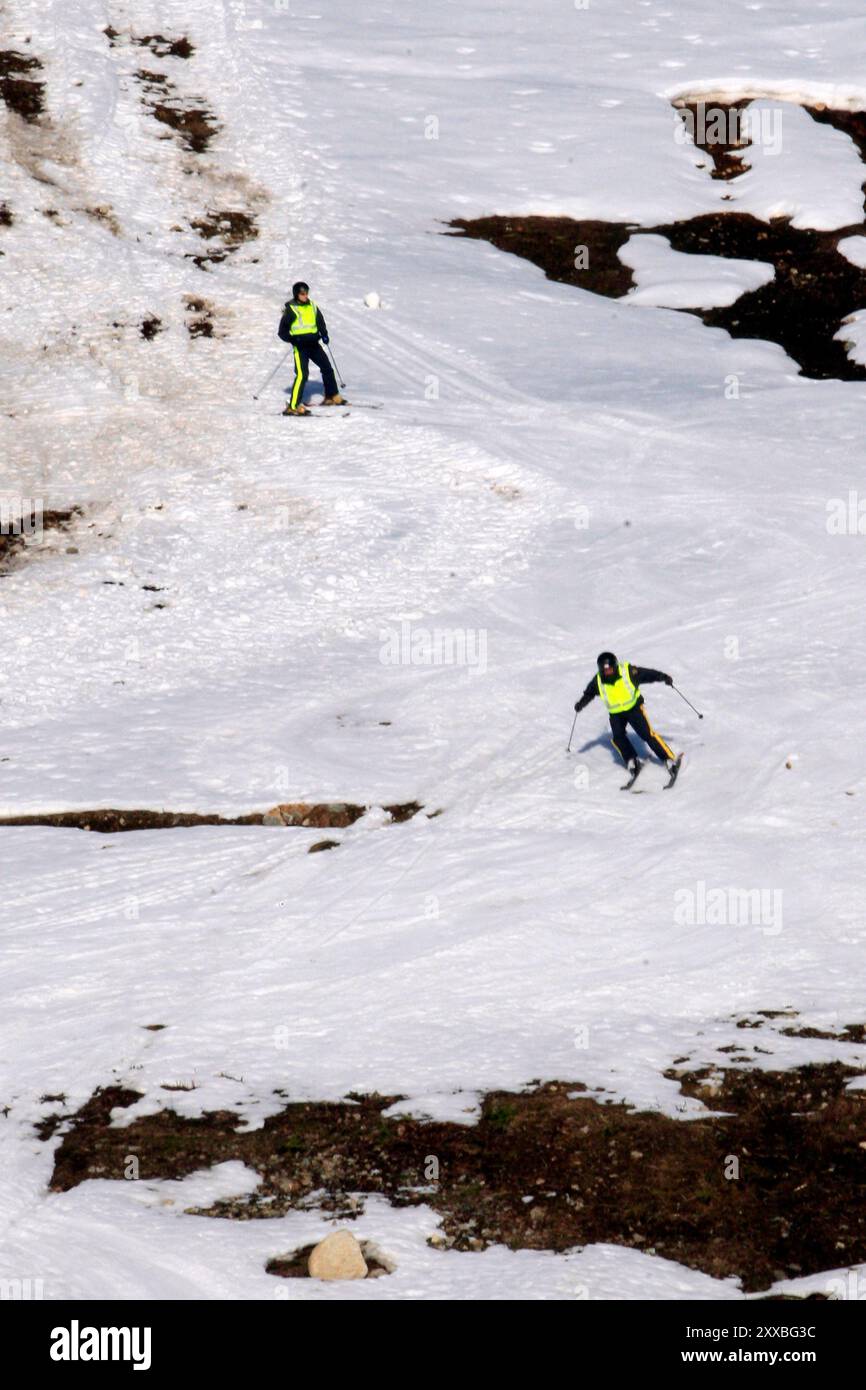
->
[278, 281, 346, 415]
[574, 651, 681, 789]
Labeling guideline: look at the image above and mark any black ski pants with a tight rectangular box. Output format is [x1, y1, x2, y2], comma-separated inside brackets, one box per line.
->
[289, 337, 337, 407]
[609, 700, 675, 765]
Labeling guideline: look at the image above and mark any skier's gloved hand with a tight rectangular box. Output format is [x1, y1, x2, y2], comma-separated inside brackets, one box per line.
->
[664, 674, 673, 685]
[574, 700, 582, 712]
[321, 334, 330, 344]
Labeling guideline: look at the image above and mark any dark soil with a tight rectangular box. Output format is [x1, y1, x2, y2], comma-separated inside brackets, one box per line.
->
[190, 210, 258, 245]
[105, 28, 194, 60]
[448, 102, 866, 381]
[450, 210, 866, 380]
[450, 214, 637, 299]
[0, 49, 44, 122]
[45, 1064, 866, 1293]
[140, 316, 162, 340]
[780, 1023, 866, 1044]
[675, 99, 753, 180]
[151, 102, 218, 154]
[135, 69, 170, 92]
[136, 34, 195, 61]
[0, 507, 81, 573]
[187, 210, 258, 269]
[0, 801, 423, 833]
[0, 203, 12, 226]
[184, 295, 214, 336]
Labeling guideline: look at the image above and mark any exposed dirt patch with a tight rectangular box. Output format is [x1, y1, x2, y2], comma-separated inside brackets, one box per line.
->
[140, 316, 162, 340]
[135, 34, 195, 61]
[134, 69, 170, 93]
[45, 1064, 866, 1293]
[308, 839, 339, 853]
[0, 809, 264, 833]
[0, 507, 82, 574]
[186, 209, 258, 270]
[83, 204, 121, 236]
[674, 99, 753, 180]
[190, 209, 258, 246]
[449, 214, 637, 300]
[150, 101, 218, 154]
[0, 50, 45, 123]
[184, 295, 215, 337]
[450, 210, 866, 381]
[105, 28, 194, 60]
[780, 1023, 866, 1044]
[0, 203, 12, 226]
[0, 801, 423, 833]
[449, 102, 866, 381]
[263, 800, 422, 828]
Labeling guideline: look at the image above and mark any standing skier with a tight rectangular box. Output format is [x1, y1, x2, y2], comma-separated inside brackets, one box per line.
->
[574, 651, 680, 786]
[278, 281, 345, 414]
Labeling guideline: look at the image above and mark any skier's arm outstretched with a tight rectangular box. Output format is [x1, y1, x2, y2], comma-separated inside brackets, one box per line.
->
[629, 664, 673, 686]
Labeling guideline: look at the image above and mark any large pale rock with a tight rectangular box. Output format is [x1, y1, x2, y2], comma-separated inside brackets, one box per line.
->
[308, 1230, 368, 1281]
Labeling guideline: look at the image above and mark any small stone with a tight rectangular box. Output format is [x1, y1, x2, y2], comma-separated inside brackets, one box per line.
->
[308, 1229, 368, 1281]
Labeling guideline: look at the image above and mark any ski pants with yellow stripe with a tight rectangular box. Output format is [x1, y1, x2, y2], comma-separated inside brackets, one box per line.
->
[288, 337, 338, 408]
[609, 700, 675, 765]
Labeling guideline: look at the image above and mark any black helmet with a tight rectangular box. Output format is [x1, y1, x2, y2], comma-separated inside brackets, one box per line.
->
[597, 651, 618, 680]
[292, 281, 310, 298]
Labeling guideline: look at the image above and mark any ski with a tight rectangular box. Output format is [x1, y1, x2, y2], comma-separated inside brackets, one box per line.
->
[620, 760, 643, 791]
[282, 409, 352, 419]
[664, 754, 684, 790]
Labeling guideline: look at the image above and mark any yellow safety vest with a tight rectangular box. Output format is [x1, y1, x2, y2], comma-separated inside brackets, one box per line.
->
[597, 661, 641, 714]
[289, 299, 319, 334]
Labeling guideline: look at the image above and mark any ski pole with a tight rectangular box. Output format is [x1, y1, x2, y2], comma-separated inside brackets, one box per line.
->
[326, 344, 346, 388]
[252, 349, 291, 400]
[566, 710, 578, 753]
[672, 684, 703, 720]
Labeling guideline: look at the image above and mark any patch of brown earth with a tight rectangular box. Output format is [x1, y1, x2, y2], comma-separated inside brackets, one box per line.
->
[140, 316, 162, 340]
[448, 102, 866, 381]
[450, 210, 866, 381]
[0, 801, 423, 833]
[83, 205, 121, 236]
[185, 295, 215, 336]
[0, 203, 12, 226]
[449, 215, 637, 299]
[150, 101, 218, 154]
[0, 507, 82, 574]
[186, 209, 258, 269]
[105, 28, 194, 61]
[0, 50, 45, 123]
[44, 1064, 866, 1293]
[674, 99, 753, 180]
[135, 34, 195, 61]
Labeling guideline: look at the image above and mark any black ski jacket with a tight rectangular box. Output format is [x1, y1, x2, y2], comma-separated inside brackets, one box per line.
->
[278, 300, 329, 343]
[575, 664, 670, 713]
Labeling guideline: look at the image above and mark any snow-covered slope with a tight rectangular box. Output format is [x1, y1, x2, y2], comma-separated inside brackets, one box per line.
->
[2, 0, 865, 1299]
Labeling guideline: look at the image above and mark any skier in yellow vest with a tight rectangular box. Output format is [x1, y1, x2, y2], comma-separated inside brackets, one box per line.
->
[277, 281, 346, 415]
[574, 651, 680, 787]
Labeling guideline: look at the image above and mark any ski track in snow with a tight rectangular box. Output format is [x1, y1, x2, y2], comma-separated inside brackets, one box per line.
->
[1, 0, 865, 1299]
